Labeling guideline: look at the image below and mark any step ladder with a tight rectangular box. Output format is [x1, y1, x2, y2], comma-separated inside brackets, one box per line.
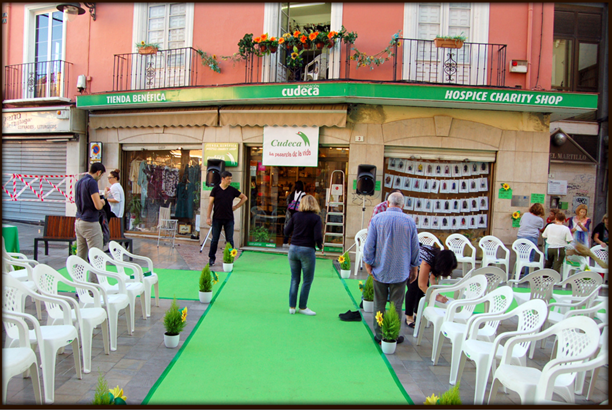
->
[323, 170, 345, 254]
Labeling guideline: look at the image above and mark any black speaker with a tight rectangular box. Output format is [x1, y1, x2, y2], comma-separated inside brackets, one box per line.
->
[205, 159, 225, 187]
[356, 164, 376, 195]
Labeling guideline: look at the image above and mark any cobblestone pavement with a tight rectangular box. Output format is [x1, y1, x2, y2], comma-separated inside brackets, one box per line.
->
[2, 221, 608, 405]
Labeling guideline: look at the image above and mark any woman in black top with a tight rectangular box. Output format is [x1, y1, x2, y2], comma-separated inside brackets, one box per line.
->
[284, 195, 323, 316]
[592, 214, 608, 247]
[283, 180, 305, 247]
[404, 244, 457, 327]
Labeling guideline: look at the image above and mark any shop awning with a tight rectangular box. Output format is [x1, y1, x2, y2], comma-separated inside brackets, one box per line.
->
[88, 107, 218, 129]
[219, 104, 348, 127]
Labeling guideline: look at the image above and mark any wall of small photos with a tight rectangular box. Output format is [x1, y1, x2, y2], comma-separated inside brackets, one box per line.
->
[382, 157, 493, 242]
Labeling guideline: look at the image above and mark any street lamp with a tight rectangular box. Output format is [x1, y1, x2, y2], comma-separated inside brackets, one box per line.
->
[57, 3, 96, 22]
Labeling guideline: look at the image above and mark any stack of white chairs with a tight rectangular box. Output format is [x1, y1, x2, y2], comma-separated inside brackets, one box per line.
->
[445, 233, 477, 276]
[456, 299, 549, 404]
[588, 245, 608, 285]
[2, 274, 82, 404]
[66, 255, 130, 352]
[109, 241, 160, 316]
[488, 316, 601, 404]
[2, 257, 43, 320]
[511, 239, 545, 283]
[2, 312, 43, 404]
[508, 268, 560, 307]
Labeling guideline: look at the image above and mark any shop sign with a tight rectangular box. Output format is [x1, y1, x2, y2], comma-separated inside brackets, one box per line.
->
[2, 110, 71, 134]
[548, 180, 568, 196]
[204, 143, 239, 167]
[247, 242, 277, 248]
[262, 126, 319, 167]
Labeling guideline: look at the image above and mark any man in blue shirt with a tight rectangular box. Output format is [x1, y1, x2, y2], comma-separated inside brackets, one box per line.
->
[75, 162, 107, 281]
[363, 192, 420, 344]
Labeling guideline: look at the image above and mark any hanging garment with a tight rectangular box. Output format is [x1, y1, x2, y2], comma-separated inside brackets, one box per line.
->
[138, 161, 149, 210]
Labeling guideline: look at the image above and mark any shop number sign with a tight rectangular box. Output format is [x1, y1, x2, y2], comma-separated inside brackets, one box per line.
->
[262, 126, 319, 167]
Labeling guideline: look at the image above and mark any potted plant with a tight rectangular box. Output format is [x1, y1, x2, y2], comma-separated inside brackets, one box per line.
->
[361, 275, 374, 312]
[198, 263, 218, 304]
[136, 41, 160, 55]
[338, 251, 351, 278]
[433, 33, 466, 49]
[424, 384, 462, 405]
[222, 243, 238, 272]
[92, 371, 127, 405]
[376, 304, 401, 354]
[163, 297, 187, 348]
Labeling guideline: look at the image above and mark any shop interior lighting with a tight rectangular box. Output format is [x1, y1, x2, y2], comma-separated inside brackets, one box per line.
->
[57, 3, 96, 21]
[281, 3, 326, 10]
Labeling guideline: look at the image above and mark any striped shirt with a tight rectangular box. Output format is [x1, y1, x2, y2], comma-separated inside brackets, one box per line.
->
[369, 201, 388, 228]
[362, 207, 421, 283]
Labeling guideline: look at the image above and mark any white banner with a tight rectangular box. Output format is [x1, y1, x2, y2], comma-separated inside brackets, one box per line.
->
[262, 126, 319, 167]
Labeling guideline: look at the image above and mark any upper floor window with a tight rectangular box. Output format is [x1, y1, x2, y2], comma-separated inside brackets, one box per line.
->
[147, 3, 187, 50]
[552, 5, 602, 92]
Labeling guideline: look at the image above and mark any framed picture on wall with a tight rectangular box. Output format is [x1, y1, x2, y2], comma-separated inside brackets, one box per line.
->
[434, 164, 443, 177]
[451, 216, 459, 229]
[470, 198, 480, 212]
[478, 214, 488, 228]
[452, 163, 462, 177]
[479, 177, 488, 192]
[451, 199, 460, 212]
[440, 180, 449, 194]
[414, 215, 421, 229]
[415, 162, 425, 176]
[421, 216, 431, 229]
[422, 179, 431, 193]
[469, 179, 479, 193]
[468, 215, 477, 229]
[425, 163, 434, 177]
[404, 196, 414, 211]
[479, 196, 489, 211]
[403, 177, 413, 191]
[384, 174, 393, 188]
[412, 178, 422, 193]
[471, 162, 479, 174]
[430, 179, 439, 194]
[459, 180, 469, 193]
[389, 158, 398, 171]
[450, 180, 459, 194]
[397, 158, 406, 173]
[424, 198, 432, 212]
[406, 161, 415, 174]
[441, 216, 450, 229]
[443, 199, 451, 213]
[462, 163, 471, 177]
[480, 162, 489, 174]
[415, 198, 424, 212]
[461, 199, 470, 212]
[433, 199, 443, 212]
[393, 175, 404, 189]
[431, 216, 440, 230]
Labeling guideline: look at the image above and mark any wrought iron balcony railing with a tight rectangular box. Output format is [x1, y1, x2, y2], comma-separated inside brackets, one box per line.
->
[4, 60, 72, 100]
[112, 47, 202, 92]
[244, 38, 507, 88]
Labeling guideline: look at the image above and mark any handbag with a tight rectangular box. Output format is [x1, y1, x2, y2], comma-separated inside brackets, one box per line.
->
[287, 192, 304, 211]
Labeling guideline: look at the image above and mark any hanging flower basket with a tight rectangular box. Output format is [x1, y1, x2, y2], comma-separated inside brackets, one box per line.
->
[434, 38, 464, 49]
[269, 46, 278, 54]
[315, 42, 325, 50]
[138, 46, 159, 55]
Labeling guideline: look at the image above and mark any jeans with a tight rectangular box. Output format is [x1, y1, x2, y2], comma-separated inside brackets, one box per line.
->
[373, 279, 407, 339]
[517, 235, 539, 275]
[288, 245, 316, 309]
[208, 218, 234, 261]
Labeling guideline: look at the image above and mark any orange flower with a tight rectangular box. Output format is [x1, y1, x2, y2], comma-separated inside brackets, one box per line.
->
[300, 35, 307, 43]
[308, 32, 318, 41]
[327, 31, 337, 39]
[270, 36, 276, 42]
[293, 30, 301, 38]
[260, 33, 268, 41]
[278, 37, 285, 44]
[254, 37, 261, 43]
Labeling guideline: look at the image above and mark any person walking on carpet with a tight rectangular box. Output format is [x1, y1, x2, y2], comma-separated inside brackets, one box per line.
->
[362, 192, 420, 344]
[206, 171, 248, 266]
[284, 195, 323, 316]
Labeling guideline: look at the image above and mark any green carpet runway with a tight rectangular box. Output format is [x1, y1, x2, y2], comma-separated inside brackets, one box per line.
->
[143, 251, 412, 405]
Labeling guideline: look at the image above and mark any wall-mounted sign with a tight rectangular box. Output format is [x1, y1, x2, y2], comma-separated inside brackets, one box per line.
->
[262, 126, 319, 167]
[204, 143, 239, 167]
[2, 110, 71, 134]
[89, 142, 102, 164]
[548, 179, 568, 196]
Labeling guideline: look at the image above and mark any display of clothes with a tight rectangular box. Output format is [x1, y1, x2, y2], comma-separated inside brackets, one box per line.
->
[137, 162, 181, 207]
[174, 163, 200, 219]
[129, 157, 145, 194]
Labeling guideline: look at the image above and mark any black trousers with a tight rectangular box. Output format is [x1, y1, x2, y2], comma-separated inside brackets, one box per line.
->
[405, 277, 425, 317]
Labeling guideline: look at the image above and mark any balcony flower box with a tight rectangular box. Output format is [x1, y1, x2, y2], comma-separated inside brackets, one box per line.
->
[138, 46, 159, 55]
[434, 38, 464, 49]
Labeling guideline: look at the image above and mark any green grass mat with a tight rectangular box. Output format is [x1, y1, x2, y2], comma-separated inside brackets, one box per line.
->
[144, 251, 411, 405]
[55, 266, 228, 301]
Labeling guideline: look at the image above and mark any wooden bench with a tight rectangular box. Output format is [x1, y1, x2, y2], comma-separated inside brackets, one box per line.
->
[33, 216, 76, 260]
[109, 217, 133, 253]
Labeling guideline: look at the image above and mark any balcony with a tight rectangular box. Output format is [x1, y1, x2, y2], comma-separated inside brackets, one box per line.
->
[4, 60, 73, 102]
[112, 47, 202, 92]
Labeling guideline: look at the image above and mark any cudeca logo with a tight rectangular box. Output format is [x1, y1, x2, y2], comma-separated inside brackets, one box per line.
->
[281, 84, 320, 97]
[270, 131, 311, 147]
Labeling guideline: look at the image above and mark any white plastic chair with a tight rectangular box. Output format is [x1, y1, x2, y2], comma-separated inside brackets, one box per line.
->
[108, 241, 160, 317]
[588, 245, 608, 284]
[445, 233, 477, 276]
[415, 275, 487, 361]
[579, 323, 608, 401]
[457, 299, 549, 404]
[509, 268, 561, 307]
[553, 271, 603, 309]
[2, 274, 82, 404]
[89, 247, 146, 333]
[354, 229, 367, 274]
[511, 239, 545, 282]
[488, 316, 601, 404]
[2, 256, 43, 320]
[436, 286, 514, 385]
[32, 264, 109, 374]
[479, 236, 510, 277]
[157, 206, 178, 248]
[418, 232, 445, 250]
[2, 312, 42, 405]
[2, 238, 39, 267]
[66, 255, 131, 351]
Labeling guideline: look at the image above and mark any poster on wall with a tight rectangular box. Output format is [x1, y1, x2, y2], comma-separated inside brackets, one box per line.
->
[262, 126, 319, 167]
[204, 143, 239, 167]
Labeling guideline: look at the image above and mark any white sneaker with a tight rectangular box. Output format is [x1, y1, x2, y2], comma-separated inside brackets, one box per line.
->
[298, 308, 316, 316]
[289, 308, 296, 314]
[282, 244, 289, 248]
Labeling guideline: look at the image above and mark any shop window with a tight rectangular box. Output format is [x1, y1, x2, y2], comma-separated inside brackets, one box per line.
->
[123, 149, 201, 236]
[382, 157, 493, 247]
[246, 146, 348, 248]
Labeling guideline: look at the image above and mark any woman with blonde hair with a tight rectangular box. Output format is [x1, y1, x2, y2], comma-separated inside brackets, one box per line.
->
[283, 195, 323, 316]
[568, 204, 591, 246]
[516, 202, 545, 275]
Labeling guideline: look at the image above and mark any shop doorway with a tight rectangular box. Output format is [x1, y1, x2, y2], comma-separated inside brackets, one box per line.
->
[246, 146, 348, 248]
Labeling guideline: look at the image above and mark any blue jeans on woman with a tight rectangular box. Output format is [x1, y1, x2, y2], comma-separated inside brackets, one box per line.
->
[288, 245, 316, 309]
[517, 235, 539, 276]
